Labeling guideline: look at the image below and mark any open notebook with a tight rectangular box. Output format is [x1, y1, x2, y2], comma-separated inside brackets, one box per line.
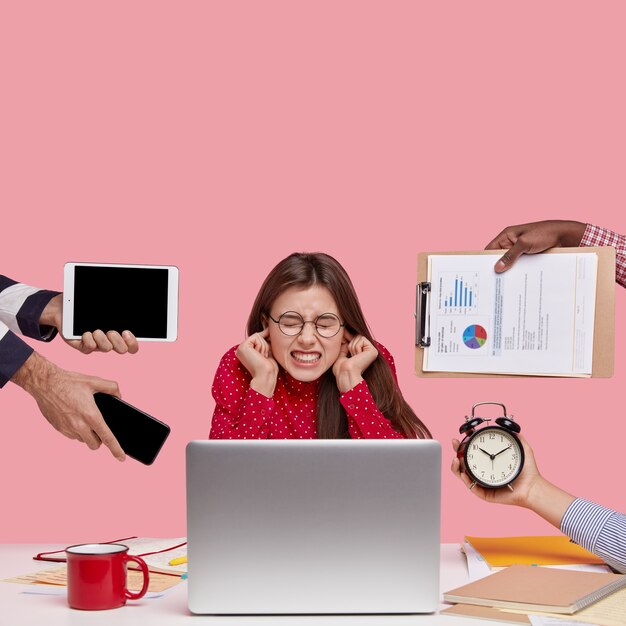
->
[34, 537, 187, 575]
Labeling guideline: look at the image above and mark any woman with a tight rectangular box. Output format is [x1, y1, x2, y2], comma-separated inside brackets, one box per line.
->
[210, 252, 430, 439]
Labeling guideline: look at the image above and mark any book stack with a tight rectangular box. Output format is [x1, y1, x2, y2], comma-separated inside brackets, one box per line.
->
[442, 564, 626, 626]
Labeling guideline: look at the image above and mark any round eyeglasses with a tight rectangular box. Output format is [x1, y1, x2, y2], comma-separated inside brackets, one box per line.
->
[268, 311, 344, 338]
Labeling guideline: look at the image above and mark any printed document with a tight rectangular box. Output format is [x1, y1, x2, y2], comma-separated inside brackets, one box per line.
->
[423, 253, 597, 376]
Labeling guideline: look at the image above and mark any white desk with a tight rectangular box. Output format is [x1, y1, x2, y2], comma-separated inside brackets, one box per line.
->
[0, 544, 473, 625]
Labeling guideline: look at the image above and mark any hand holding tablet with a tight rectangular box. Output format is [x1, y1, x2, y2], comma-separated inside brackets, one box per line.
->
[62, 263, 179, 342]
[41, 294, 139, 354]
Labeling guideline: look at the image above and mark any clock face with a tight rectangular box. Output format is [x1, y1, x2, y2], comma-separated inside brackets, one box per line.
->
[464, 426, 524, 488]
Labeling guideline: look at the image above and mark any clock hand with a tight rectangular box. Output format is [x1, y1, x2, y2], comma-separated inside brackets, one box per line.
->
[493, 445, 512, 458]
[478, 447, 494, 460]
[478, 446, 495, 469]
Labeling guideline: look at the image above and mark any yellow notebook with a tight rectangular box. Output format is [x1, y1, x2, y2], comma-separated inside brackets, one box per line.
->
[465, 535, 605, 568]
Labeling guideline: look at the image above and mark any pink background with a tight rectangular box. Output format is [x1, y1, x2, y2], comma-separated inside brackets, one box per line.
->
[1, 2, 625, 543]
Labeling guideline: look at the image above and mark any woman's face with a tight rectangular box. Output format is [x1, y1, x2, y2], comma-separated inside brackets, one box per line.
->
[265, 285, 345, 382]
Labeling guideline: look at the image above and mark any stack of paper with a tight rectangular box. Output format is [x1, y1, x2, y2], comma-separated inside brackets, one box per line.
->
[120, 537, 188, 575]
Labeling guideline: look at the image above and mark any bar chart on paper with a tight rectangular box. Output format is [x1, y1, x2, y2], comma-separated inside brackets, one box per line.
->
[438, 272, 479, 314]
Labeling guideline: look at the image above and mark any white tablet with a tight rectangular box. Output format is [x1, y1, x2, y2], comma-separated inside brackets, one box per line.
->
[63, 263, 179, 342]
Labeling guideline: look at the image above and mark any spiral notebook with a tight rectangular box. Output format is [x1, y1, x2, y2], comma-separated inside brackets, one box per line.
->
[443, 564, 626, 615]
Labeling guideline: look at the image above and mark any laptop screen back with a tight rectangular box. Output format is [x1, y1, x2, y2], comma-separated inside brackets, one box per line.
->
[186, 439, 441, 614]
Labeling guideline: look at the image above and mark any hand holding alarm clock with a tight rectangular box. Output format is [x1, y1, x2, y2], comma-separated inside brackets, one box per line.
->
[451, 405, 579, 531]
[455, 402, 525, 491]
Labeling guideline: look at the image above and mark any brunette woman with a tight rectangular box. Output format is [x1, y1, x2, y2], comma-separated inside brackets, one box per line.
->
[209, 252, 429, 439]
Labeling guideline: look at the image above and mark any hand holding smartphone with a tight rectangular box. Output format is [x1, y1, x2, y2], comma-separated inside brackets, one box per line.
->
[94, 393, 171, 465]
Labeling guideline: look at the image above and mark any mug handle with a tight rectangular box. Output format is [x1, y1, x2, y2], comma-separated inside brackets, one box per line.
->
[123, 555, 150, 600]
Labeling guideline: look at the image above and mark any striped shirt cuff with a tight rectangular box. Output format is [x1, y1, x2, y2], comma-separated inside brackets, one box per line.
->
[16, 289, 60, 341]
[0, 327, 34, 388]
[0, 277, 60, 341]
[561, 498, 626, 573]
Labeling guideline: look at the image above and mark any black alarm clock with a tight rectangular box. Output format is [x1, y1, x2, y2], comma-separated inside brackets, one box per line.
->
[457, 402, 525, 490]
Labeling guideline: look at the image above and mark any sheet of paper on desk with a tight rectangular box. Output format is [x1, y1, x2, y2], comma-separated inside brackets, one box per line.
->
[2, 564, 181, 593]
[2, 565, 68, 586]
[528, 616, 597, 626]
[121, 537, 187, 574]
[19, 587, 165, 600]
[423, 253, 597, 376]
[519, 587, 626, 626]
[462, 540, 493, 581]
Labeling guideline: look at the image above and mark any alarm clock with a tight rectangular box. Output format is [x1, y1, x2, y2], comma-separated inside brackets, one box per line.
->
[457, 402, 525, 490]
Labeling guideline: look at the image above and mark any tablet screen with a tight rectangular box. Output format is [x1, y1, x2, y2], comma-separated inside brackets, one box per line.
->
[73, 266, 169, 339]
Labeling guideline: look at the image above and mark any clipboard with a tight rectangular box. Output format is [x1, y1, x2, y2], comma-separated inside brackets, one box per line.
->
[415, 247, 615, 378]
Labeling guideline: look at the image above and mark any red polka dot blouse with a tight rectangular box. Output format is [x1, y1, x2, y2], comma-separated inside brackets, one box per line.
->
[209, 343, 405, 439]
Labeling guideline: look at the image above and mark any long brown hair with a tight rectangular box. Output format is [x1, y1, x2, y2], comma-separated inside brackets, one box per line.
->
[246, 252, 431, 439]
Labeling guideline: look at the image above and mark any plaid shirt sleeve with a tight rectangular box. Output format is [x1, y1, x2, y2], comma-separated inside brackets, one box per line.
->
[580, 224, 626, 289]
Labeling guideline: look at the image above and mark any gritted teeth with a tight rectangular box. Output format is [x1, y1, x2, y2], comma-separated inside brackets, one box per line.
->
[291, 351, 322, 363]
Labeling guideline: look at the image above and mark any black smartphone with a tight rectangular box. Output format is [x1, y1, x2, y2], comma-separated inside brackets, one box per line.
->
[93, 393, 171, 465]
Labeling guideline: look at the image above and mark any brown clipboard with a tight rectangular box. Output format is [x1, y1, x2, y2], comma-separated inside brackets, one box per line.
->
[415, 247, 615, 378]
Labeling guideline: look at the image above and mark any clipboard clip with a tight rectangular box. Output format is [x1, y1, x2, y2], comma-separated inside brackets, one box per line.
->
[415, 282, 431, 348]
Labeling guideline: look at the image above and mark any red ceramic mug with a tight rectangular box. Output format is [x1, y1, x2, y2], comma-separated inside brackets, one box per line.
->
[65, 543, 149, 610]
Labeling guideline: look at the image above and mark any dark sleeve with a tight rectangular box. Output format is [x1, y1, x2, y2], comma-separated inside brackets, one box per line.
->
[0, 323, 34, 388]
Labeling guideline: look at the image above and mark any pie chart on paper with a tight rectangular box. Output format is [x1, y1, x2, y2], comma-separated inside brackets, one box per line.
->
[462, 325, 487, 349]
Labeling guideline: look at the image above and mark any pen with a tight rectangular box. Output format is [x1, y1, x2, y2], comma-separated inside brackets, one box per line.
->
[168, 556, 188, 566]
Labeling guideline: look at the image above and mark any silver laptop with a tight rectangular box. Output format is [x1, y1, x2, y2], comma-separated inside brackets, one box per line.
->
[186, 440, 441, 614]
